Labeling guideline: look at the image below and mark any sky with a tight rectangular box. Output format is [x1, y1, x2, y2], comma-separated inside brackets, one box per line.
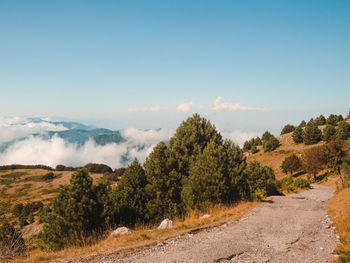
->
[0, 0, 349, 133]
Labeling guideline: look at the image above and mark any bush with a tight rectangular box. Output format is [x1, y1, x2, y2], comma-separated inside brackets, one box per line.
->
[293, 178, 310, 189]
[84, 163, 112, 174]
[41, 172, 55, 181]
[281, 154, 301, 175]
[279, 176, 294, 192]
[0, 221, 26, 260]
[245, 161, 278, 200]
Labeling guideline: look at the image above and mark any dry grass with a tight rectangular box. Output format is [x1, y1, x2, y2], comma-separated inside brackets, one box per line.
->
[10, 202, 257, 263]
[327, 185, 350, 262]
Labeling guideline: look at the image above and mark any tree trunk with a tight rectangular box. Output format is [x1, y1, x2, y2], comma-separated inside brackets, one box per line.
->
[338, 167, 346, 187]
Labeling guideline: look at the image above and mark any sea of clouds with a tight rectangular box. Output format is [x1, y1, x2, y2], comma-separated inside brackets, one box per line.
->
[0, 117, 261, 169]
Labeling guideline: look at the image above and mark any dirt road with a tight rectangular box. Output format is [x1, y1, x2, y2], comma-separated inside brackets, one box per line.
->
[81, 184, 338, 263]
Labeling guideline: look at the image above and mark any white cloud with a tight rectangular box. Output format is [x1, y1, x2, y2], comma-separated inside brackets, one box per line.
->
[0, 117, 68, 144]
[212, 96, 265, 111]
[176, 102, 194, 112]
[0, 126, 175, 169]
[128, 105, 161, 112]
[221, 130, 262, 147]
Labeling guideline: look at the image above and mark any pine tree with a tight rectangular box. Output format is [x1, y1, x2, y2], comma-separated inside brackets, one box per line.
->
[181, 139, 247, 211]
[281, 124, 295, 135]
[42, 169, 105, 250]
[342, 140, 350, 180]
[144, 142, 183, 222]
[323, 124, 336, 143]
[315, 115, 326, 126]
[298, 120, 306, 128]
[263, 136, 280, 152]
[303, 121, 322, 145]
[324, 140, 347, 186]
[111, 159, 148, 225]
[292, 126, 304, 144]
[335, 121, 350, 141]
[327, 114, 339, 125]
[167, 114, 223, 177]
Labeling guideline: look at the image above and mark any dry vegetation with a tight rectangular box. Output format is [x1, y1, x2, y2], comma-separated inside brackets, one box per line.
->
[327, 183, 350, 262]
[10, 202, 257, 263]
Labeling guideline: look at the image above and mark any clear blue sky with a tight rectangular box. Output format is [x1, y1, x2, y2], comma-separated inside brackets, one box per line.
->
[1, 0, 349, 132]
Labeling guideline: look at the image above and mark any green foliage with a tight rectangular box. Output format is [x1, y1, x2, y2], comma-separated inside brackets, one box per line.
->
[111, 160, 148, 225]
[336, 121, 350, 141]
[261, 131, 273, 142]
[292, 126, 304, 144]
[298, 120, 306, 128]
[327, 114, 340, 125]
[41, 169, 107, 250]
[324, 140, 347, 185]
[41, 172, 55, 181]
[0, 220, 26, 260]
[242, 137, 261, 153]
[279, 176, 294, 192]
[293, 178, 310, 189]
[182, 140, 247, 210]
[323, 124, 336, 143]
[245, 161, 277, 200]
[167, 114, 223, 177]
[263, 136, 280, 152]
[84, 163, 112, 174]
[315, 115, 327, 126]
[343, 140, 350, 181]
[281, 124, 295, 135]
[281, 154, 301, 175]
[303, 121, 322, 145]
[144, 142, 183, 222]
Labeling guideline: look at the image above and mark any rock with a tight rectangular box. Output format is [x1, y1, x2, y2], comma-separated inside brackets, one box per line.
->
[22, 222, 43, 239]
[111, 227, 132, 237]
[200, 214, 210, 220]
[158, 219, 173, 229]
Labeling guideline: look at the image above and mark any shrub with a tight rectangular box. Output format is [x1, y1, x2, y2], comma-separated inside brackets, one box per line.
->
[0, 221, 26, 260]
[245, 161, 278, 200]
[293, 178, 310, 189]
[41, 172, 55, 181]
[281, 154, 301, 176]
[279, 176, 294, 192]
[84, 163, 112, 174]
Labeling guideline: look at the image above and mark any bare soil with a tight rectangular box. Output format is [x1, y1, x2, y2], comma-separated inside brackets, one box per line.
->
[74, 184, 337, 263]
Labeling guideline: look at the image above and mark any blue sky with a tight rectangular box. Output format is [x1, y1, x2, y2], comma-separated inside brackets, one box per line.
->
[0, 0, 349, 132]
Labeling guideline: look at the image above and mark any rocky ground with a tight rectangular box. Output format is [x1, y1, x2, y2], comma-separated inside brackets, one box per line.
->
[71, 184, 338, 263]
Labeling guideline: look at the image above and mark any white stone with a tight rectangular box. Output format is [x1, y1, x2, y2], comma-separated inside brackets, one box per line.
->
[158, 219, 173, 229]
[111, 227, 132, 236]
[200, 214, 210, 220]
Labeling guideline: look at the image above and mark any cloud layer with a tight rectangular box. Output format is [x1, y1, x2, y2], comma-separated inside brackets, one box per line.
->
[128, 105, 161, 112]
[0, 117, 261, 169]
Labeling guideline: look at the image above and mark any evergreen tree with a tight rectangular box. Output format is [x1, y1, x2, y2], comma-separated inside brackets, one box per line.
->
[337, 114, 344, 122]
[303, 121, 322, 145]
[261, 131, 273, 142]
[281, 154, 301, 176]
[347, 111, 350, 120]
[181, 139, 247, 211]
[327, 114, 339, 125]
[323, 124, 336, 143]
[42, 169, 105, 250]
[245, 161, 277, 200]
[281, 124, 295, 135]
[144, 142, 183, 222]
[315, 115, 326, 126]
[167, 114, 223, 177]
[263, 136, 280, 152]
[111, 159, 148, 225]
[335, 121, 350, 141]
[292, 126, 304, 144]
[302, 146, 326, 180]
[298, 120, 306, 128]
